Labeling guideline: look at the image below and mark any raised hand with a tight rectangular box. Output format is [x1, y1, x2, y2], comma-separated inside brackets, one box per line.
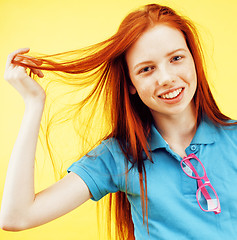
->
[4, 48, 45, 103]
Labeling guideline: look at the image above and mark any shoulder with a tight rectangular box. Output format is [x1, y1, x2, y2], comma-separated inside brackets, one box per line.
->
[85, 138, 121, 157]
[195, 117, 237, 146]
[101, 138, 122, 154]
[83, 138, 126, 167]
[212, 120, 237, 144]
[214, 119, 237, 133]
[68, 137, 125, 181]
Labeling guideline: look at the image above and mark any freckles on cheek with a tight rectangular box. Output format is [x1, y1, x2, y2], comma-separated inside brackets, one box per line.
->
[140, 85, 147, 91]
[184, 71, 193, 80]
[180, 66, 197, 84]
[139, 85, 152, 97]
[188, 70, 197, 84]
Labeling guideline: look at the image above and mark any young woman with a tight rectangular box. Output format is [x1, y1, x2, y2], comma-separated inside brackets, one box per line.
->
[1, 3, 237, 240]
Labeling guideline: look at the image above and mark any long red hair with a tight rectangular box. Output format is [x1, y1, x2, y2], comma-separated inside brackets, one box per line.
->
[13, 3, 235, 239]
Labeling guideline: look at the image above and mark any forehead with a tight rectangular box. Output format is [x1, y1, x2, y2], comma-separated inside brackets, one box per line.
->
[126, 24, 188, 64]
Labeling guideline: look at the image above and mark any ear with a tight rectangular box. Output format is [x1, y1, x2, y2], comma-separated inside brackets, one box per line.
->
[129, 85, 137, 94]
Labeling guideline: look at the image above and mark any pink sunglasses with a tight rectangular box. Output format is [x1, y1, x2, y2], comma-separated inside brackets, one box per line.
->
[181, 153, 221, 214]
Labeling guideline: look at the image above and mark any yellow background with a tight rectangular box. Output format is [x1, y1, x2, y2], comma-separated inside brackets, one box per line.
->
[0, 0, 237, 239]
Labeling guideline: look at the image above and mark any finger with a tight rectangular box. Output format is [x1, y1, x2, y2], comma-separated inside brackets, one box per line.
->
[30, 68, 44, 78]
[14, 58, 44, 78]
[24, 61, 44, 78]
[6, 48, 30, 67]
[13, 58, 40, 69]
[37, 71, 44, 78]
[14, 54, 43, 66]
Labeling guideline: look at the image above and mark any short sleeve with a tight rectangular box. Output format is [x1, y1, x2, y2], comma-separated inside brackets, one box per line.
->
[67, 142, 120, 201]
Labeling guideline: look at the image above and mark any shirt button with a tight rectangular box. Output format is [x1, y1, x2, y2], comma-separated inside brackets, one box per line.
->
[190, 145, 196, 151]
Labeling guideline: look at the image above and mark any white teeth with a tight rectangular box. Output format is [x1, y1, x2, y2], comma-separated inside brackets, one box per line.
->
[160, 88, 182, 99]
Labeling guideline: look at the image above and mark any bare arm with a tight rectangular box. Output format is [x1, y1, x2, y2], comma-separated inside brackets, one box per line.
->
[0, 48, 92, 231]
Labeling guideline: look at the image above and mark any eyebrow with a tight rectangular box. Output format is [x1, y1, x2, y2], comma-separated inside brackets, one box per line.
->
[133, 48, 187, 71]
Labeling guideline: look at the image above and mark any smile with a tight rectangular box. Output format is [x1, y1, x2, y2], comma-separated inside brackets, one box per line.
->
[159, 88, 183, 99]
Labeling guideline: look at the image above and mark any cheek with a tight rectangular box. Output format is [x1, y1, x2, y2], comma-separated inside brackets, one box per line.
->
[189, 68, 197, 89]
[179, 61, 197, 86]
[186, 70, 197, 85]
[131, 77, 151, 94]
[185, 67, 197, 98]
[136, 82, 154, 98]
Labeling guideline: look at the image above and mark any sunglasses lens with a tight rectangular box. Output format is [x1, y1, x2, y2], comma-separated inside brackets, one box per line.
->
[197, 185, 218, 211]
[182, 157, 204, 178]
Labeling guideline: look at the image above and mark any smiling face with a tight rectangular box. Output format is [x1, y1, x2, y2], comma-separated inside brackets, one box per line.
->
[126, 24, 197, 121]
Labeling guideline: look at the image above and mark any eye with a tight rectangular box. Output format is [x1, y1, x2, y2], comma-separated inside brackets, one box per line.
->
[171, 55, 183, 62]
[139, 66, 155, 74]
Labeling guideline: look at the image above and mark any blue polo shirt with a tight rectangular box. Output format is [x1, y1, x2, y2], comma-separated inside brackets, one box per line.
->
[67, 117, 237, 239]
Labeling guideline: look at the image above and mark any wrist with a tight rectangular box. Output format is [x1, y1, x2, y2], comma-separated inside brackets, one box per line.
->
[24, 96, 45, 111]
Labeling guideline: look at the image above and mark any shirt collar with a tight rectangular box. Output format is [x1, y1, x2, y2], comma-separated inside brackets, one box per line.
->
[148, 116, 216, 151]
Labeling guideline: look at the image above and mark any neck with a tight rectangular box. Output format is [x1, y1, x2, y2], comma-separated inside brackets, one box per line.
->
[151, 104, 197, 156]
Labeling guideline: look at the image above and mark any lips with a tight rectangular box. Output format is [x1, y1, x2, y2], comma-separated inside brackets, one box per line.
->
[159, 88, 183, 99]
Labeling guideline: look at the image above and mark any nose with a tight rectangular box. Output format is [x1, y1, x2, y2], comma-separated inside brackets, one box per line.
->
[155, 66, 175, 86]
